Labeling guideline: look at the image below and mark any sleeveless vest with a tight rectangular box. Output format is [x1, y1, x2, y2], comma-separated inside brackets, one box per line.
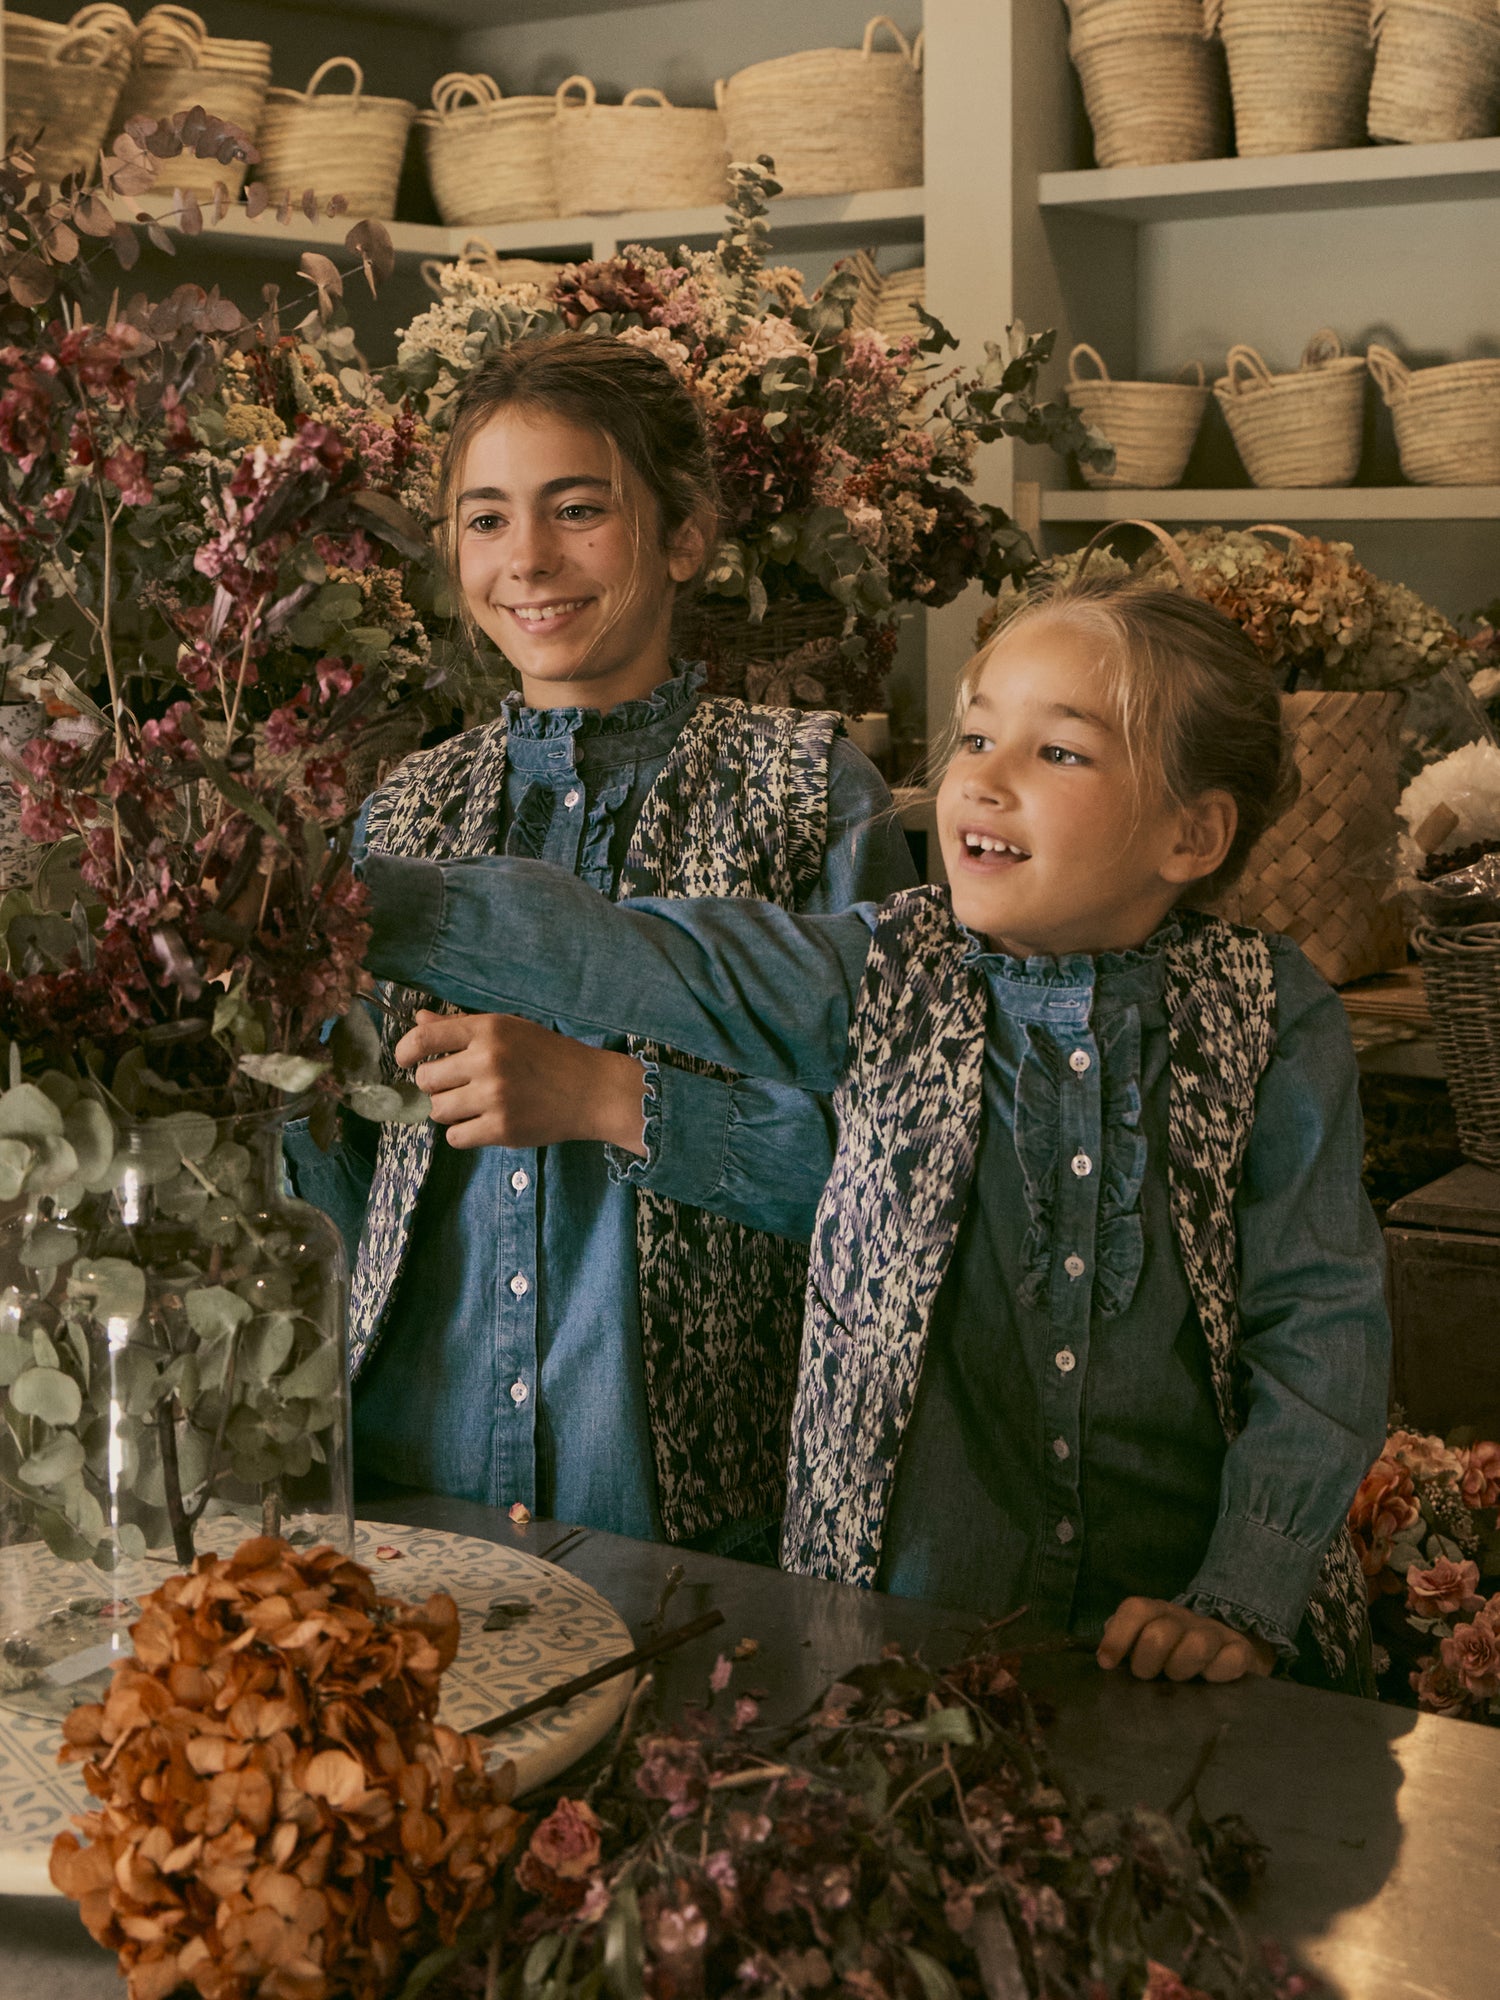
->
[780, 886, 1367, 1685]
[351, 695, 838, 1544]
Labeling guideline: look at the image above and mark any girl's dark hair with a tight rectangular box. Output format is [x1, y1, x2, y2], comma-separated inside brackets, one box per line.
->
[959, 573, 1299, 905]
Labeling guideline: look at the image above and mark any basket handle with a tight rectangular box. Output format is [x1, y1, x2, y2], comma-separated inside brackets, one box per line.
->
[1370, 0, 1390, 43]
[1068, 342, 1111, 385]
[1245, 522, 1310, 551]
[622, 87, 673, 108]
[1366, 342, 1410, 403]
[1176, 359, 1206, 387]
[304, 56, 364, 103]
[911, 28, 926, 70]
[1221, 344, 1274, 396]
[862, 15, 915, 62]
[53, 3, 135, 66]
[1202, 0, 1223, 38]
[135, 5, 207, 63]
[430, 71, 504, 115]
[1077, 519, 1196, 590]
[713, 76, 728, 109]
[556, 74, 597, 109]
[1300, 327, 1345, 369]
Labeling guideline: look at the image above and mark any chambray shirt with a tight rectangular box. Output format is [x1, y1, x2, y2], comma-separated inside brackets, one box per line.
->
[293, 667, 916, 1535]
[358, 861, 1391, 1655]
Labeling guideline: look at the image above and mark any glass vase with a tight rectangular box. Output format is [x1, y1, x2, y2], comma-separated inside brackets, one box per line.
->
[0, 1107, 351, 1721]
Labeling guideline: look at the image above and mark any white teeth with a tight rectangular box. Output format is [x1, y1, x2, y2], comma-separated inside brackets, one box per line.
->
[510, 599, 588, 624]
[964, 833, 1028, 858]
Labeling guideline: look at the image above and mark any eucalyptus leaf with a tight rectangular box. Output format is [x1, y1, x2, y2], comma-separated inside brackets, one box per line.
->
[18, 1429, 86, 1488]
[68, 1257, 147, 1325]
[0, 1138, 32, 1200]
[63, 1480, 105, 1544]
[23, 1133, 80, 1195]
[185, 1286, 253, 1344]
[902, 1947, 963, 2000]
[891, 1706, 976, 1747]
[328, 1005, 382, 1086]
[205, 1141, 251, 1190]
[0, 1083, 65, 1140]
[195, 1200, 242, 1246]
[344, 1082, 405, 1121]
[0, 1323, 28, 1386]
[10, 1365, 83, 1426]
[239, 1053, 329, 1093]
[110, 1345, 160, 1418]
[63, 1319, 90, 1390]
[601, 1882, 644, 2000]
[116, 1521, 148, 1559]
[241, 1313, 296, 1382]
[34, 1505, 95, 1562]
[38, 1070, 80, 1114]
[160, 1110, 218, 1163]
[19, 1222, 79, 1269]
[279, 1343, 339, 1401]
[31, 1326, 58, 1369]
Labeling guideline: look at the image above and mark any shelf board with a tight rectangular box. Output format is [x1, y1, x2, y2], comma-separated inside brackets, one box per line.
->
[1041, 487, 1500, 522]
[1038, 137, 1500, 223]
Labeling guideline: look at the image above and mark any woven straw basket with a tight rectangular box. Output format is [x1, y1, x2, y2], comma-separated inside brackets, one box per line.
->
[552, 77, 727, 214]
[716, 16, 923, 198]
[418, 73, 556, 226]
[252, 58, 415, 220]
[1066, 344, 1209, 488]
[419, 238, 563, 300]
[849, 251, 927, 346]
[1066, 0, 1230, 168]
[111, 7, 270, 200]
[1369, 0, 1500, 145]
[1414, 921, 1500, 1171]
[1368, 345, 1500, 485]
[1205, 0, 1373, 154]
[1214, 331, 1367, 488]
[5, 5, 135, 185]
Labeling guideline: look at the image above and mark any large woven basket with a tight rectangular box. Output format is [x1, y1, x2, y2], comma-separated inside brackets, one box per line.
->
[1414, 920, 1500, 1170]
[552, 77, 727, 214]
[1368, 344, 1500, 486]
[5, 5, 135, 185]
[1218, 688, 1409, 989]
[849, 250, 927, 346]
[251, 58, 416, 220]
[716, 15, 923, 198]
[1066, 0, 1230, 168]
[1066, 343, 1209, 488]
[1369, 0, 1500, 145]
[111, 6, 270, 200]
[1206, 0, 1373, 154]
[418, 73, 556, 225]
[419, 238, 564, 300]
[677, 596, 848, 703]
[1214, 331, 1367, 488]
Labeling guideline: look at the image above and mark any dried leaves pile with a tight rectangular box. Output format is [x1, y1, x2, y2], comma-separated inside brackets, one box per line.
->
[49, 1536, 521, 2000]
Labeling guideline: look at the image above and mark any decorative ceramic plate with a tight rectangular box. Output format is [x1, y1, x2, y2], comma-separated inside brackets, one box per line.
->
[0, 1520, 633, 1897]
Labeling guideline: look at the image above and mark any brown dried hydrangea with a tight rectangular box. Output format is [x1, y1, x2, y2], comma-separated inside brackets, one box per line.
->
[49, 1536, 522, 2000]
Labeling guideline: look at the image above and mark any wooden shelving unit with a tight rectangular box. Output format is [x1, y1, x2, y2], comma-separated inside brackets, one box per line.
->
[1041, 487, 1500, 523]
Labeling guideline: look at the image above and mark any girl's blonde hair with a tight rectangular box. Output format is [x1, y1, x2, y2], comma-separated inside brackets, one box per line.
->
[956, 573, 1299, 905]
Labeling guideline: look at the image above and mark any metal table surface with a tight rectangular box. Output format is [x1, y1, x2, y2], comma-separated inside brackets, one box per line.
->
[3, 1494, 1498, 2000]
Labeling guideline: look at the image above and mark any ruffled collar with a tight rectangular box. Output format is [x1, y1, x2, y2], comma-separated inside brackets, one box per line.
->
[503, 661, 703, 742]
[959, 915, 1185, 989]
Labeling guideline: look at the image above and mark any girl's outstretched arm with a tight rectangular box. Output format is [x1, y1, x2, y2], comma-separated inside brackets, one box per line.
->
[360, 852, 877, 1094]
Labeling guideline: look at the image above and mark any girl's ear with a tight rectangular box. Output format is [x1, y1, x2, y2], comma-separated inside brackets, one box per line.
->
[666, 512, 709, 586]
[1161, 789, 1237, 887]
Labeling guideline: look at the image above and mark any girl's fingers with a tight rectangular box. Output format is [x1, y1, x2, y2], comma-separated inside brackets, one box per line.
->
[1164, 1625, 1222, 1681]
[426, 1082, 490, 1125]
[398, 1021, 479, 1070]
[412, 1053, 481, 1094]
[1096, 1595, 1160, 1669]
[1125, 1612, 1185, 1679]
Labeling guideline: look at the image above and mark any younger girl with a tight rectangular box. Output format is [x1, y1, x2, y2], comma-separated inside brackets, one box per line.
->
[358, 576, 1389, 1689]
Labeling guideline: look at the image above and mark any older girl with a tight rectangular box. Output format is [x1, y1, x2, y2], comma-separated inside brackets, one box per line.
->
[359, 576, 1389, 1689]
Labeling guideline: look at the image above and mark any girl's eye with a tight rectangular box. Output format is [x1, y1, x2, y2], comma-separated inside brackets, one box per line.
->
[960, 732, 992, 755]
[464, 511, 503, 534]
[559, 502, 603, 523]
[1041, 744, 1088, 767]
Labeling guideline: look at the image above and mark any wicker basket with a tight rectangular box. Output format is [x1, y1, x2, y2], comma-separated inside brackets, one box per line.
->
[5, 5, 135, 185]
[1218, 688, 1409, 989]
[418, 72, 557, 226]
[1214, 331, 1367, 488]
[715, 15, 923, 199]
[1066, 344, 1209, 488]
[1369, 0, 1500, 145]
[251, 58, 416, 221]
[849, 251, 927, 346]
[1414, 920, 1500, 1170]
[677, 596, 849, 703]
[552, 76, 727, 214]
[419, 238, 564, 299]
[1066, 0, 1230, 168]
[1205, 0, 1373, 155]
[111, 6, 270, 200]
[1368, 344, 1500, 486]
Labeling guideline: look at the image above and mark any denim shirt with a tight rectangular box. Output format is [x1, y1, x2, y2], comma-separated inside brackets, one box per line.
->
[298, 669, 916, 1535]
[358, 858, 1390, 1651]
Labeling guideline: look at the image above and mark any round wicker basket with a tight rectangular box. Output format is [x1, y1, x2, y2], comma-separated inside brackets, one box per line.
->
[1066, 0, 1230, 168]
[715, 15, 923, 198]
[1213, 331, 1367, 488]
[1368, 0, 1500, 145]
[1205, 0, 1373, 155]
[1066, 344, 1209, 489]
[1368, 345, 1500, 486]
[1414, 919, 1500, 1170]
[110, 6, 270, 200]
[551, 76, 727, 215]
[5, 5, 135, 185]
[251, 57, 416, 221]
[418, 72, 557, 226]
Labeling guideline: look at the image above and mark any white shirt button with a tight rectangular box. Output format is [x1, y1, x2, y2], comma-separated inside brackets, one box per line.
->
[509, 1379, 528, 1405]
[1054, 1347, 1076, 1375]
[509, 1271, 530, 1297]
[1052, 1436, 1070, 1461]
[1069, 1048, 1092, 1075]
[1070, 1152, 1093, 1178]
[1055, 1519, 1075, 1545]
[510, 1168, 531, 1195]
[1064, 1253, 1086, 1280]
[563, 788, 581, 809]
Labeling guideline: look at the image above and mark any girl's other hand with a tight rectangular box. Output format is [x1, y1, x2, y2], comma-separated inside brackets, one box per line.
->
[1096, 1597, 1276, 1683]
[395, 1009, 650, 1154]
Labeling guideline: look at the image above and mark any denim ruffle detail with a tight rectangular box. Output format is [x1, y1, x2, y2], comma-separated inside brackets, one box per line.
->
[605, 1057, 661, 1187]
[1014, 1025, 1059, 1310]
[960, 915, 1184, 985]
[577, 771, 632, 895]
[503, 661, 703, 739]
[502, 778, 556, 861]
[1177, 1587, 1298, 1663]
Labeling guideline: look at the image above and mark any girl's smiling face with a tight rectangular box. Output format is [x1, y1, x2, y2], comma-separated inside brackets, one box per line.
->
[936, 615, 1235, 957]
[455, 408, 704, 710]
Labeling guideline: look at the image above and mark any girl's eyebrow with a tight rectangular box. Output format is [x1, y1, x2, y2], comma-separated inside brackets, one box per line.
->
[457, 476, 612, 504]
[1047, 701, 1112, 730]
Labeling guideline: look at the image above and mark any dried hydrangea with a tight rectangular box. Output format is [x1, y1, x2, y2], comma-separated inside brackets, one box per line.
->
[50, 1537, 521, 2000]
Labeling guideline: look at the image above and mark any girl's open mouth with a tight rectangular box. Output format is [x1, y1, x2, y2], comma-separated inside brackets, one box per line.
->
[504, 597, 593, 633]
[959, 832, 1031, 866]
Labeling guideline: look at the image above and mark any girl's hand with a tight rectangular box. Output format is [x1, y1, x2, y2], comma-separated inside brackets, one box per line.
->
[394, 1009, 650, 1155]
[1096, 1597, 1277, 1682]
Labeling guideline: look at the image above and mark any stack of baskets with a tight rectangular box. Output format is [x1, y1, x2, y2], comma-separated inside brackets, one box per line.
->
[1064, 0, 1229, 168]
[1213, 331, 1368, 488]
[1205, 0, 1373, 155]
[5, 4, 136, 185]
[1414, 919, 1500, 1171]
[419, 74, 557, 226]
[1368, 345, 1500, 485]
[849, 252, 927, 347]
[716, 15, 923, 197]
[251, 58, 415, 221]
[110, 6, 271, 200]
[1065, 344, 1209, 488]
[551, 76, 727, 214]
[1368, 0, 1500, 146]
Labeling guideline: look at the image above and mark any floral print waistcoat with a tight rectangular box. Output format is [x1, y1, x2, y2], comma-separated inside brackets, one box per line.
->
[352, 696, 837, 1543]
[780, 886, 1367, 1684]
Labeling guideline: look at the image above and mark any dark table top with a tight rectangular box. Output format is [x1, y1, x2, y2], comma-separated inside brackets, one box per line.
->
[5, 1495, 1500, 2000]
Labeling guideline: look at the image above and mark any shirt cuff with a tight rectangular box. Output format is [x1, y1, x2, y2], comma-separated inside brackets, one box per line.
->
[1178, 1511, 1329, 1662]
[359, 852, 446, 986]
[605, 1057, 664, 1185]
[607, 1060, 733, 1202]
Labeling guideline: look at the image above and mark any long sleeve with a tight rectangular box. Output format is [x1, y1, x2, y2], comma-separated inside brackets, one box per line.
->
[1181, 938, 1391, 1655]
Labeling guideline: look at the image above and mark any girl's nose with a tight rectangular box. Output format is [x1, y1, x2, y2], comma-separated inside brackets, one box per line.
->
[507, 513, 559, 579]
[962, 749, 1018, 804]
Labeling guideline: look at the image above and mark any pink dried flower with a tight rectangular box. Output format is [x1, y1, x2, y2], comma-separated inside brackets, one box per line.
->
[1459, 1440, 1500, 1511]
[1405, 1556, 1483, 1620]
[1439, 1616, 1500, 1700]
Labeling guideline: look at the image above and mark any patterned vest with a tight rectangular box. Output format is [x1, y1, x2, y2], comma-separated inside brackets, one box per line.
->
[780, 886, 1367, 1685]
[351, 694, 838, 1544]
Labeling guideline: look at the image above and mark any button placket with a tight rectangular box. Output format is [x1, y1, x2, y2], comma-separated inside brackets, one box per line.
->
[1042, 1021, 1102, 1550]
[493, 1148, 540, 1510]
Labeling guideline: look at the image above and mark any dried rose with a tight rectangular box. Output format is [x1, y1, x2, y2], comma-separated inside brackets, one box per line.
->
[1459, 1440, 1500, 1512]
[1405, 1556, 1483, 1620]
[516, 1797, 603, 1905]
[1439, 1616, 1500, 1701]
